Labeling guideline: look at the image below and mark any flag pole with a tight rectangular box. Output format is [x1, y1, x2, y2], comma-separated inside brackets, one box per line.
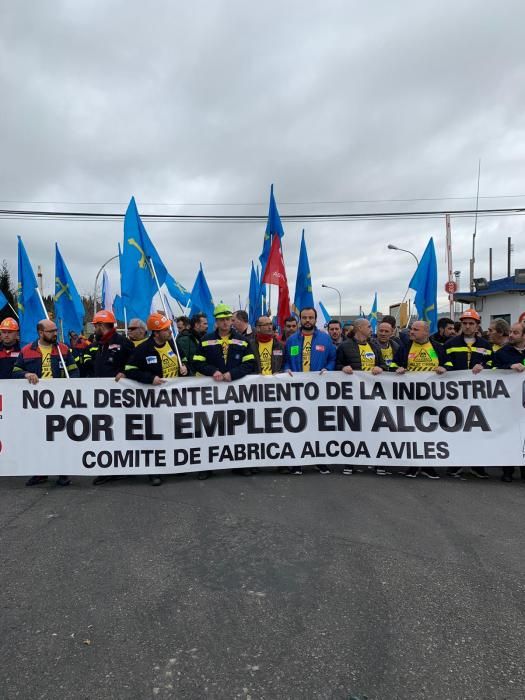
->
[148, 258, 185, 370]
[123, 306, 128, 336]
[8, 302, 19, 318]
[35, 287, 70, 379]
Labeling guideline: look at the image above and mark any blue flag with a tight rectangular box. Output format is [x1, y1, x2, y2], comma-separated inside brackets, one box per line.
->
[293, 229, 314, 314]
[17, 236, 46, 345]
[165, 272, 191, 308]
[367, 292, 378, 333]
[409, 238, 438, 334]
[318, 301, 331, 325]
[54, 244, 85, 342]
[189, 264, 215, 328]
[0, 289, 8, 310]
[113, 294, 124, 322]
[248, 261, 262, 327]
[120, 197, 169, 320]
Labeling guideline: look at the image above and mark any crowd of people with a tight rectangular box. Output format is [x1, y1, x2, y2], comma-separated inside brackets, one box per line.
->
[1, 304, 524, 487]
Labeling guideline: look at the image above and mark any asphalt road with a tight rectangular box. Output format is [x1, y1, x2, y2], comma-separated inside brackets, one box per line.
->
[1, 468, 524, 700]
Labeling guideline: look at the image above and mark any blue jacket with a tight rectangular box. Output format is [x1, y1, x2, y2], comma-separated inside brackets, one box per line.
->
[284, 328, 336, 371]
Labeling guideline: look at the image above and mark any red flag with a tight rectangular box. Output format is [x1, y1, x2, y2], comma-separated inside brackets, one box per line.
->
[262, 235, 291, 331]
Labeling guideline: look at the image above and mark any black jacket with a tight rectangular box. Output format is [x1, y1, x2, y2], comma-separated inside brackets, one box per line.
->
[253, 337, 285, 374]
[83, 331, 134, 378]
[125, 335, 180, 383]
[193, 329, 256, 379]
[336, 337, 387, 371]
[443, 334, 492, 370]
[493, 344, 525, 369]
[0, 342, 20, 379]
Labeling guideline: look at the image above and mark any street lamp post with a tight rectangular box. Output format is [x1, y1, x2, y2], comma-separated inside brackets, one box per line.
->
[93, 254, 119, 315]
[387, 244, 419, 267]
[321, 284, 342, 321]
[387, 244, 420, 328]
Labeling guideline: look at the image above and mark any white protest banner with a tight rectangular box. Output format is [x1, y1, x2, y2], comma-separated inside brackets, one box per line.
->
[0, 371, 523, 476]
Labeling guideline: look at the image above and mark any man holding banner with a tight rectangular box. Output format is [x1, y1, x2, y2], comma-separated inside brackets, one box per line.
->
[123, 313, 188, 486]
[12, 318, 78, 487]
[192, 303, 257, 479]
[284, 306, 335, 475]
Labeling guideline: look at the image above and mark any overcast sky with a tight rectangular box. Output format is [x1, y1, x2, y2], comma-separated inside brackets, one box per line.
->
[1, 1, 525, 318]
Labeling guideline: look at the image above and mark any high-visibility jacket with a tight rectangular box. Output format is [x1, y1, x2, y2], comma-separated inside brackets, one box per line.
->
[0, 342, 21, 379]
[125, 336, 181, 383]
[443, 334, 492, 370]
[12, 341, 79, 379]
[83, 331, 134, 378]
[192, 330, 256, 380]
[284, 329, 336, 372]
[390, 338, 446, 371]
[493, 344, 525, 369]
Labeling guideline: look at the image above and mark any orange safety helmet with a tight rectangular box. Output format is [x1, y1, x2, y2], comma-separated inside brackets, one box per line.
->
[459, 309, 480, 322]
[147, 313, 171, 331]
[92, 310, 116, 325]
[0, 317, 19, 331]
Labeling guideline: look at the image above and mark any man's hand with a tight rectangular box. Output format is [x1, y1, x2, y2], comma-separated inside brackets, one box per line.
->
[114, 372, 125, 382]
[395, 367, 406, 374]
[318, 368, 327, 375]
[152, 376, 166, 385]
[472, 363, 484, 374]
[435, 366, 447, 375]
[222, 371, 232, 382]
[511, 362, 525, 372]
[179, 364, 188, 377]
[371, 366, 383, 375]
[342, 366, 353, 374]
[212, 370, 224, 381]
[25, 372, 39, 384]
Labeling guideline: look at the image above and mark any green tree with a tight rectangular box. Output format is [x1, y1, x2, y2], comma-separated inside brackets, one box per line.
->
[0, 259, 16, 320]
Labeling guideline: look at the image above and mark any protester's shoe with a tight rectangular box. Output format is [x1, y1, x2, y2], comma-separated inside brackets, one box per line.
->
[277, 467, 291, 474]
[25, 475, 48, 487]
[375, 468, 389, 476]
[249, 468, 259, 474]
[448, 470, 466, 481]
[404, 468, 418, 478]
[317, 467, 331, 475]
[149, 476, 162, 486]
[197, 471, 211, 480]
[342, 467, 353, 475]
[420, 468, 439, 479]
[470, 467, 489, 479]
[501, 475, 513, 483]
[93, 475, 112, 486]
[292, 468, 303, 475]
[56, 476, 71, 487]
[238, 468, 253, 476]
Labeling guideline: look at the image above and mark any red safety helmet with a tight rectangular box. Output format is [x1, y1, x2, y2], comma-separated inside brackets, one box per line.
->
[0, 317, 19, 331]
[147, 313, 171, 331]
[92, 310, 116, 325]
[459, 309, 480, 322]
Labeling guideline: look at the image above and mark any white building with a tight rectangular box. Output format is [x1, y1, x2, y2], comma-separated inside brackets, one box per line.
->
[454, 273, 525, 327]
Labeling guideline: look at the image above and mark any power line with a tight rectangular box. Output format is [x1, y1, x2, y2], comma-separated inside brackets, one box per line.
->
[1, 194, 525, 207]
[0, 206, 525, 224]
